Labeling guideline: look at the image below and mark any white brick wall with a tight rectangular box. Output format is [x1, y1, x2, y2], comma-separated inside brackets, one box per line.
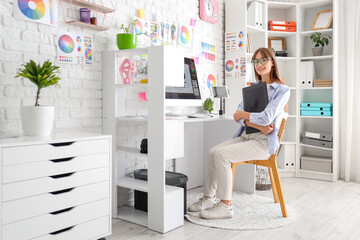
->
[0, 0, 226, 137]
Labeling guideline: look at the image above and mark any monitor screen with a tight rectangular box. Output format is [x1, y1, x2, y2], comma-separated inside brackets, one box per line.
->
[165, 58, 201, 103]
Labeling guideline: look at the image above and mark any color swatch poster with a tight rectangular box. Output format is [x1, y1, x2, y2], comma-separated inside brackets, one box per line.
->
[205, 73, 218, 89]
[225, 31, 245, 51]
[225, 57, 242, 78]
[56, 32, 92, 65]
[134, 17, 159, 47]
[201, 42, 216, 62]
[14, 0, 57, 26]
[178, 23, 194, 48]
[157, 16, 178, 46]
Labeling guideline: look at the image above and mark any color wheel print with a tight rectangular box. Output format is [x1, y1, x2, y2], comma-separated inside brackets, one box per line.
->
[226, 60, 234, 72]
[58, 35, 74, 54]
[135, 20, 143, 34]
[180, 26, 190, 44]
[207, 74, 217, 89]
[18, 0, 46, 20]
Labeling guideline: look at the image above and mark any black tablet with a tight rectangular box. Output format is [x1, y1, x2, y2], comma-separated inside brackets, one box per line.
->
[242, 82, 269, 134]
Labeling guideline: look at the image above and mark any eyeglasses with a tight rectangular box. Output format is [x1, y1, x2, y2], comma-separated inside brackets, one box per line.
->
[251, 57, 272, 66]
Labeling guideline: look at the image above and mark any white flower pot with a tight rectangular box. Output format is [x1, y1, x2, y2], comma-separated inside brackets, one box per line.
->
[20, 106, 55, 136]
[312, 47, 324, 56]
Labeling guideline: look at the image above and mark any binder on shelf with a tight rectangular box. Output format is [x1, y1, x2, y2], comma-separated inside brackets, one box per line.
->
[247, 1, 262, 29]
[268, 25, 296, 32]
[305, 131, 333, 142]
[300, 62, 307, 87]
[268, 20, 296, 27]
[301, 110, 332, 116]
[258, 1, 263, 29]
[300, 103, 333, 108]
[306, 61, 315, 87]
[300, 155, 332, 173]
[303, 137, 333, 148]
[300, 106, 332, 111]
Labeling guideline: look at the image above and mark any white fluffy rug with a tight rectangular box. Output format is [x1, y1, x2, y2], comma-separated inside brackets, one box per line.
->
[185, 192, 298, 230]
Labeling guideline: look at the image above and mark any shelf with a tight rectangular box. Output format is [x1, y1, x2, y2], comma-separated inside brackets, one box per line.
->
[116, 47, 149, 56]
[299, 169, 333, 181]
[117, 177, 148, 192]
[116, 83, 148, 87]
[299, 0, 332, 9]
[289, 87, 296, 90]
[247, 25, 266, 33]
[267, 1, 297, 9]
[117, 206, 148, 227]
[118, 147, 147, 157]
[66, 21, 110, 31]
[300, 116, 333, 119]
[300, 29, 333, 37]
[267, 31, 296, 38]
[300, 87, 333, 90]
[276, 57, 296, 61]
[288, 115, 296, 118]
[117, 116, 148, 122]
[300, 143, 333, 151]
[60, 0, 114, 13]
[281, 141, 296, 145]
[300, 55, 333, 61]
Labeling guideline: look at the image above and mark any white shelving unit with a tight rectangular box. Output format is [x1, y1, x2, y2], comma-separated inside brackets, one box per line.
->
[102, 46, 186, 233]
[225, 0, 339, 181]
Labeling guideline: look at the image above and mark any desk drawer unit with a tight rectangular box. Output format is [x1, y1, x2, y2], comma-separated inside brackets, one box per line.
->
[0, 134, 112, 240]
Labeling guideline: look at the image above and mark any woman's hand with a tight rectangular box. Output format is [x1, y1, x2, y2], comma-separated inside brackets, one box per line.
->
[233, 110, 250, 122]
[260, 124, 274, 135]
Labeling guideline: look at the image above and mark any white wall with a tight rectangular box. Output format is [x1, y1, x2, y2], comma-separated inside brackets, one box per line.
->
[0, 0, 225, 136]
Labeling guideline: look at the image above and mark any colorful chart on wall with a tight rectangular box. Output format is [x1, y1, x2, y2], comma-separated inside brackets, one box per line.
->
[56, 32, 92, 65]
[134, 17, 159, 47]
[225, 31, 245, 51]
[157, 15, 178, 46]
[206, 73, 218, 89]
[13, 0, 57, 26]
[201, 42, 216, 62]
[178, 23, 194, 48]
[225, 56, 241, 78]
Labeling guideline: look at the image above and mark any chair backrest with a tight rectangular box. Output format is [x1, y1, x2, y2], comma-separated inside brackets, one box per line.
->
[272, 118, 287, 157]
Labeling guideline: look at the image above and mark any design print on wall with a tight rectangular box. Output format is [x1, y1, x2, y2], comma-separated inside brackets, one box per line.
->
[225, 57, 241, 78]
[156, 16, 178, 45]
[206, 73, 217, 89]
[14, 0, 57, 26]
[56, 32, 92, 65]
[178, 23, 194, 48]
[201, 42, 216, 62]
[226, 30, 245, 51]
[134, 17, 159, 47]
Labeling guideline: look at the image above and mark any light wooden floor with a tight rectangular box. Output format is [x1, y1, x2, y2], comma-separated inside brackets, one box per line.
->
[108, 178, 360, 240]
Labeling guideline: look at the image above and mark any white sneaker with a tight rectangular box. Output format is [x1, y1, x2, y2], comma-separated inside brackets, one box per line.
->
[188, 196, 216, 212]
[200, 202, 234, 219]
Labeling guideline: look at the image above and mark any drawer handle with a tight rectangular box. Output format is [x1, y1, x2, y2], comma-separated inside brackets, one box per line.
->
[50, 207, 75, 215]
[50, 226, 74, 235]
[50, 188, 74, 195]
[49, 172, 75, 179]
[50, 157, 74, 163]
[50, 142, 75, 147]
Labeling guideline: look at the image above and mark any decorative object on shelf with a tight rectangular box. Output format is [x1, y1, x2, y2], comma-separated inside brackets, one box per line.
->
[310, 32, 331, 56]
[312, 10, 333, 30]
[199, 0, 219, 24]
[313, 79, 333, 87]
[275, 50, 288, 57]
[203, 97, 214, 114]
[117, 18, 138, 50]
[140, 139, 148, 153]
[90, 16, 97, 25]
[15, 60, 61, 136]
[80, 8, 90, 23]
[59, 0, 114, 31]
[119, 58, 136, 84]
[14, 0, 58, 26]
[268, 37, 285, 52]
[57, 32, 93, 65]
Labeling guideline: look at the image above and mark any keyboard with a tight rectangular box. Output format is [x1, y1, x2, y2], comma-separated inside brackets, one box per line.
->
[187, 113, 213, 118]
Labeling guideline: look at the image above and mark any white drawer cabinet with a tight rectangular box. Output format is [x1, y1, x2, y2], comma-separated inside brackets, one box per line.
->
[0, 132, 112, 240]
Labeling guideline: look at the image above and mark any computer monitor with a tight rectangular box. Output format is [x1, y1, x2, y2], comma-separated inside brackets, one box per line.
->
[165, 58, 202, 106]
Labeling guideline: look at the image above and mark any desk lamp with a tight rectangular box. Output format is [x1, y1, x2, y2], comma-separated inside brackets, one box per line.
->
[210, 86, 230, 115]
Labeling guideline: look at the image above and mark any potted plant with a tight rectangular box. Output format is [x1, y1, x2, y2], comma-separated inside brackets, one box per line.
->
[117, 19, 138, 50]
[310, 32, 332, 56]
[203, 97, 214, 114]
[15, 60, 61, 136]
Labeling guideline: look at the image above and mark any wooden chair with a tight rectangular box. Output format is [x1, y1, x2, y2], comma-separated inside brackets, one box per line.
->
[231, 117, 288, 217]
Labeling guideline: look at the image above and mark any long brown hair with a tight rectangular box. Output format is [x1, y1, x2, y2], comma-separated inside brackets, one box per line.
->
[252, 48, 283, 84]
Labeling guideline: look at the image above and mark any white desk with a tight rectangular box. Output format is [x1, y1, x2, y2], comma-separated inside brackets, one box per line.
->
[173, 115, 256, 194]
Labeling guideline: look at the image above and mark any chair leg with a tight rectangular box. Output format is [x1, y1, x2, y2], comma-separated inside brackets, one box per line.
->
[268, 167, 279, 203]
[270, 163, 288, 218]
[231, 163, 236, 191]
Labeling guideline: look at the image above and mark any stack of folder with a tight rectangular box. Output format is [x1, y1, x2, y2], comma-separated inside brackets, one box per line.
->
[300, 103, 332, 116]
[313, 79, 333, 87]
[302, 131, 333, 149]
[268, 20, 296, 32]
